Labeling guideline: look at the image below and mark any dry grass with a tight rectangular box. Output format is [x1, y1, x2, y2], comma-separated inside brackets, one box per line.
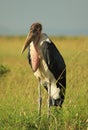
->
[0, 36, 88, 130]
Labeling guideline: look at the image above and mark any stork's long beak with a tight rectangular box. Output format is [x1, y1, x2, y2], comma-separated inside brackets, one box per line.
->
[21, 32, 33, 54]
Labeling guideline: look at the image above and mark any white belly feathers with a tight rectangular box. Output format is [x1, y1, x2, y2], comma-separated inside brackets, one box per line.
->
[34, 57, 60, 100]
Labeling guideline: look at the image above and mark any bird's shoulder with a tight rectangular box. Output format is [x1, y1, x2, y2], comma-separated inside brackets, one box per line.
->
[39, 33, 52, 47]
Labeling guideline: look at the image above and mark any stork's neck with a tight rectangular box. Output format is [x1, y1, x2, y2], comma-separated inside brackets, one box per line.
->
[33, 34, 41, 46]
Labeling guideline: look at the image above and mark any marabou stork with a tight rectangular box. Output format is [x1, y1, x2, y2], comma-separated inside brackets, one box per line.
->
[21, 23, 66, 117]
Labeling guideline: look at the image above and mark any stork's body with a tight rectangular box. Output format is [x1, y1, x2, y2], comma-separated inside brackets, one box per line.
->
[21, 23, 66, 115]
[28, 33, 66, 106]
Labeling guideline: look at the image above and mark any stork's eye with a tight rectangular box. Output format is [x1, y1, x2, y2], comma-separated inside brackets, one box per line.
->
[33, 29, 37, 33]
[33, 28, 37, 33]
[30, 27, 37, 34]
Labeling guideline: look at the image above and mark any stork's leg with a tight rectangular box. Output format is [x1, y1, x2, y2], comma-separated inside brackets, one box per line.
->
[47, 80, 51, 118]
[38, 78, 42, 117]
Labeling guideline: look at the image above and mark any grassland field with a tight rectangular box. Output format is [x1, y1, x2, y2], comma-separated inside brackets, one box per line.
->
[0, 36, 88, 130]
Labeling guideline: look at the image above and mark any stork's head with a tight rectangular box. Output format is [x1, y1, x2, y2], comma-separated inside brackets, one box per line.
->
[21, 22, 42, 54]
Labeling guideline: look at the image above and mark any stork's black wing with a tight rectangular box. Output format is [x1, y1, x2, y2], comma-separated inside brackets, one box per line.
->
[41, 40, 66, 80]
[41, 40, 66, 106]
[27, 51, 32, 68]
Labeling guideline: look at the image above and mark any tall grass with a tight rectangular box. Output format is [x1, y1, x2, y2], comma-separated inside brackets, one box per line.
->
[0, 36, 88, 130]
